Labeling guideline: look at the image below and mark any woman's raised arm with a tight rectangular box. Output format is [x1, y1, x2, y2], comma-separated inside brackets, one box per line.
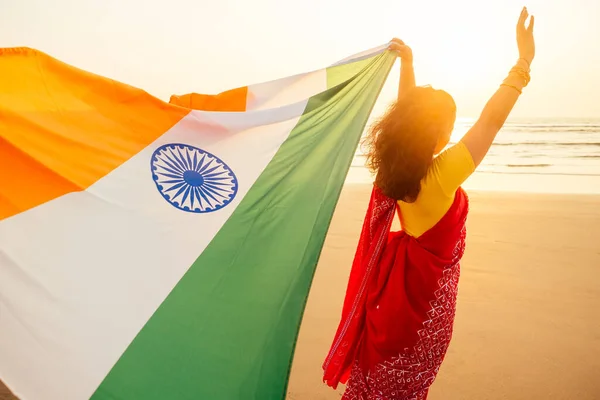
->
[389, 38, 416, 99]
[462, 7, 535, 167]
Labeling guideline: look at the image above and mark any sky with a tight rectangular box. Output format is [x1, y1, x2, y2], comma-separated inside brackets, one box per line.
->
[2, 0, 599, 118]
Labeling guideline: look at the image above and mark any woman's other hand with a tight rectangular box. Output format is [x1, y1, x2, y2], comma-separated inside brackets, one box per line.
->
[389, 38, 413, 64]
[517, 7, 535, 65]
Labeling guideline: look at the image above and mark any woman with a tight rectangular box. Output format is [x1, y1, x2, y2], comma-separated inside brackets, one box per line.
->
[323, 7, 535, 400]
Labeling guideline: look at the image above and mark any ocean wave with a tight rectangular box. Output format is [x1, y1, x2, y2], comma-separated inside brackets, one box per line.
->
[504, 128, 600, 133]
[503, 124, 600, 128]
[451, 142, 600, 147]
[453, 123, 600, 134]
[475, 170, 600, 177]
[455, 123, 600, 129]
[348, 164, 600, 177]
[506, 163, 552, 167]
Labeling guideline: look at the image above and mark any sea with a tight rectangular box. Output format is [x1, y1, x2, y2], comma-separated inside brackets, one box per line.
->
[347, 118, 600, 194]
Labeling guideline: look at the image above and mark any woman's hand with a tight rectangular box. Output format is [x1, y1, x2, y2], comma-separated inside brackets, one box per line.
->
[517, 7, 535, 65]
[389, 38, 413, 64]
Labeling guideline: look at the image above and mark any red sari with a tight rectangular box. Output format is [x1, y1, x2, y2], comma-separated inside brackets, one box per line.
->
[323, 186, 469, 400]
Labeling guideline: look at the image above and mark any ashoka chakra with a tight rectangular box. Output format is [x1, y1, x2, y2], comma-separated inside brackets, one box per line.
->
[150, 143, 238, 213]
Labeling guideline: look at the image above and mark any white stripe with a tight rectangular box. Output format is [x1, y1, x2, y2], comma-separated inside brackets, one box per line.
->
[246, 69, 326, 111]
[245, 43, 388, 111]
[0, 97, 320, 399]
[330, 43, 390, 67]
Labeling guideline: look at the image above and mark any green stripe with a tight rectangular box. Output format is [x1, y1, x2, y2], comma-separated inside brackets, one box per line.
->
[327, 56, 377, 88]
[91, 51, 395, 400]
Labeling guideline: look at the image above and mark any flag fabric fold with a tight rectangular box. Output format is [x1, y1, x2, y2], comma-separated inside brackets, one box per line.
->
[0, 44, 394, 400]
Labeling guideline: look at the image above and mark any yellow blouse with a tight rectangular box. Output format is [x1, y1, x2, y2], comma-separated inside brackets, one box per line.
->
[398, 141, 475, 238]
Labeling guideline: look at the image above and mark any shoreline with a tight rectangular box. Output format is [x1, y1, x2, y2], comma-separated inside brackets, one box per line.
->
[346, 169, 600, 195]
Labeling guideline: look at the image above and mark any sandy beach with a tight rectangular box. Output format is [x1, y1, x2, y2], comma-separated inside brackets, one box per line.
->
[2, 185, 599, 400]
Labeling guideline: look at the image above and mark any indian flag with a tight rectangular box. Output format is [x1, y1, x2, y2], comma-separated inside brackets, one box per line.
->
[0, 44, 394, 400]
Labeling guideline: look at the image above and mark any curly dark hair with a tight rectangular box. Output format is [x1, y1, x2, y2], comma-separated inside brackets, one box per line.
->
[364, 86, 456, 202]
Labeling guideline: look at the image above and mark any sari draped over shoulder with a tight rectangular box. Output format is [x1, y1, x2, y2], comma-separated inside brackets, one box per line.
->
[323, 185, 469, 400]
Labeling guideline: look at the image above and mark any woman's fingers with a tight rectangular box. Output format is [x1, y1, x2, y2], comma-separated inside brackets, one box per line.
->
[389, 44, 409, 57]
[388, 43, 402, 52]
[518, 7, 528, 30]
[389, 42, 407, 51]
[389, 40, 412, 61]
[527, 15, 535, 33]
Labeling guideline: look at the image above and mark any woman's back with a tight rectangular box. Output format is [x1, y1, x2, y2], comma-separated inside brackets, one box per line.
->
[398, 141, 474, 237]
